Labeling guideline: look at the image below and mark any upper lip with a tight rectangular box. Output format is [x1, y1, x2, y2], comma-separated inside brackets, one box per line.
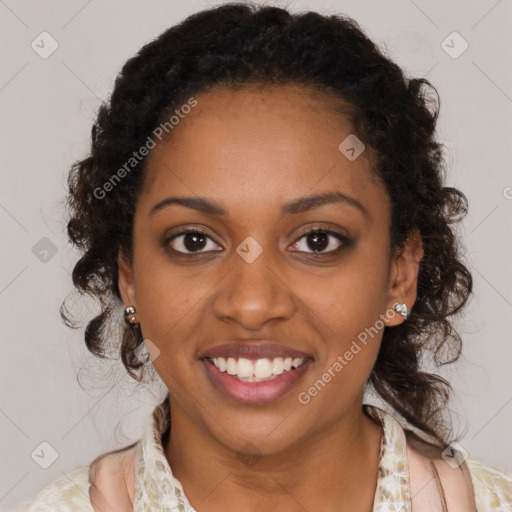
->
[199, 341, 313, 361]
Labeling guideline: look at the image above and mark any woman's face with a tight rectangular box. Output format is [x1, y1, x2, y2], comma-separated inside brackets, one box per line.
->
[118, 84, 422, 455]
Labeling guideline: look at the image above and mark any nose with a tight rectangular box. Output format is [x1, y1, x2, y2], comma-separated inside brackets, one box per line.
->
[212, 247, 297, 331]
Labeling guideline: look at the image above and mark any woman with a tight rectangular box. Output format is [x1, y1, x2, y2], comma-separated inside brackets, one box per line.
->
[10, 2, 511, 511]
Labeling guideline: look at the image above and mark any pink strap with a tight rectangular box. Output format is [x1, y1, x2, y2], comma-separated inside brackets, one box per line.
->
[407, 433, 477, 511]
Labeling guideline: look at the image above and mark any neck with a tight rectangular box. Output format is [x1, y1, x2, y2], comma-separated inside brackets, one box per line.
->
[164, 399, 383, 512]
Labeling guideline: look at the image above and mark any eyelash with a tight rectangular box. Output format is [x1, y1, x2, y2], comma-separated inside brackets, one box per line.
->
[164, 227, 348, 256]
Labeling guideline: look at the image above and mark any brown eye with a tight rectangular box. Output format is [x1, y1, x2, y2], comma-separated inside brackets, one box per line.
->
[167, 229, 222, 254]
[290, 228, 347, 254]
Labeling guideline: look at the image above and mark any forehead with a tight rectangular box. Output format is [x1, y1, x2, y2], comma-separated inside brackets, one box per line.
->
[139, 84, 387, 217]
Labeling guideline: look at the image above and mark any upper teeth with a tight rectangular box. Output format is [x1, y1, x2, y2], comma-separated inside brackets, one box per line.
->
[211, 357, 306, 379]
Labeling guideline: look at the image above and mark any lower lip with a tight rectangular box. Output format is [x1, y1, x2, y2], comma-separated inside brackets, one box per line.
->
[201, 358, 312, 405]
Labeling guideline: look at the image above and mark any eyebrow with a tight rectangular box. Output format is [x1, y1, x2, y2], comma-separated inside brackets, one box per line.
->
[149, 191, 368, 218]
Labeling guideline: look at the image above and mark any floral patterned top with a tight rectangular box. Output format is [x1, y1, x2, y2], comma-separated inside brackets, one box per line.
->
[9, 394, 512, 511]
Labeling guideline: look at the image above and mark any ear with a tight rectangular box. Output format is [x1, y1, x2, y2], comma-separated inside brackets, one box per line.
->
[385, 228, 424, 327]
[117, 249, 137, 309]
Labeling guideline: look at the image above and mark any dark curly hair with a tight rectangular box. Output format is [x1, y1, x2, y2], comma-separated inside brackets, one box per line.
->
[61, 2, 472, 445]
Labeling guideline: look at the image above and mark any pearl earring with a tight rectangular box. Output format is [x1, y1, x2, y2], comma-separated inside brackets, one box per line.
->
[124, 305, 139, 325]
[393, 302, 409, 319]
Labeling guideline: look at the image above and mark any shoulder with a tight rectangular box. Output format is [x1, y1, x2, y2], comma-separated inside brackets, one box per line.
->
[406, 433, 512, 511]
[406, 434, 477, 511]
[466, 455, 512, 511]
[9, 443, 138, 512]
[87, 443, 137, 512]
[8, 465, 93, 512]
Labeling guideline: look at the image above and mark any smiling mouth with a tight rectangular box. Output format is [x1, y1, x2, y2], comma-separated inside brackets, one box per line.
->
[202, 355, 310, 383]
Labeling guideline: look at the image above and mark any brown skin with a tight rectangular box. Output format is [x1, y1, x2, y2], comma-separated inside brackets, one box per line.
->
[117, 84, 424, 511]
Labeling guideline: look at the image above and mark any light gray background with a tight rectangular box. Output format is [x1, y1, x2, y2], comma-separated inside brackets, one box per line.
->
[1, 0, 511, 509]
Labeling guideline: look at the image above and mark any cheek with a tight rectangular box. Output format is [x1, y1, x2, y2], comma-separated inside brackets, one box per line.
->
[135, 270, 214, 341]
[130, 240, 218, 354]
[302, 250, 390, 338]
[295, 244, 389, 387]
[132, 262, 210, 395]
[297, 272, 386, 411]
